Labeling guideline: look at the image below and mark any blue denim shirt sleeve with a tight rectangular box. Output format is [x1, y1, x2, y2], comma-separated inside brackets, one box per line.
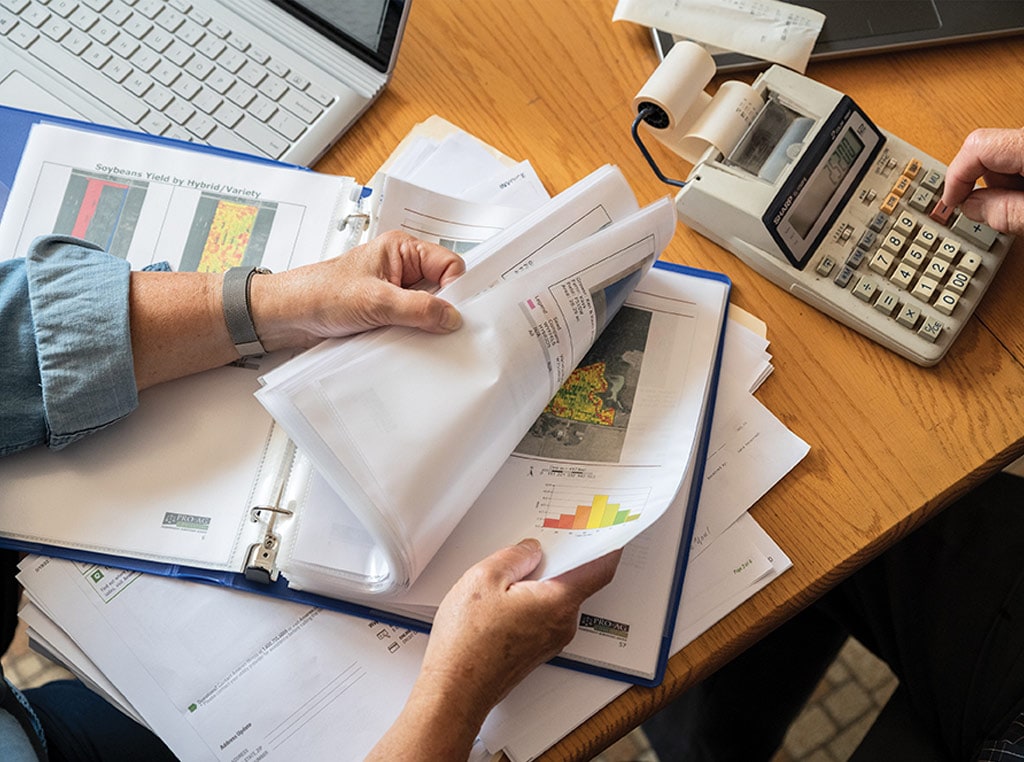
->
[0, 236, 137, 455]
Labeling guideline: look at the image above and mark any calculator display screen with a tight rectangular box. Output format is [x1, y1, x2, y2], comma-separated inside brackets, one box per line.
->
[789, 131, 865, 237]
[764, 96, 884, 269]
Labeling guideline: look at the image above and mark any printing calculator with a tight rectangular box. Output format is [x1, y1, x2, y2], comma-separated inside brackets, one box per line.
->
[672, 65, 1012, 366]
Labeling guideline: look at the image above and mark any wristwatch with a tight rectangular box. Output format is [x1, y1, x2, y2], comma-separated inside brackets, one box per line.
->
[222, 266, 272, 357]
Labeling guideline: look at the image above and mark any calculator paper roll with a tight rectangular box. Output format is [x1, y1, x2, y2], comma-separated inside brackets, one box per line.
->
[634, 40, 765, 164]
[675, 80, 765, 163]
[633, 41, 716, 133]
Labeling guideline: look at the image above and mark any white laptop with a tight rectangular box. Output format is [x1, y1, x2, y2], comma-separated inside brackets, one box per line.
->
[0, 0, 411, 166]
[653, 0, 1024, 71]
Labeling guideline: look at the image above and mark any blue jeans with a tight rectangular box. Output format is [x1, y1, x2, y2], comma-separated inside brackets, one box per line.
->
[644, 472, 1024, 761]
[24, 680, 178, 762]
[0, 705, 39, 761]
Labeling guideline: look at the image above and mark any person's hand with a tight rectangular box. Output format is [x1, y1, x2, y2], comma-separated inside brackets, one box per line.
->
[250, 230, 465, 352]
[425, 538, 621, 710]
[366, 539, 621, 761]
[941, 127, 1024, 236]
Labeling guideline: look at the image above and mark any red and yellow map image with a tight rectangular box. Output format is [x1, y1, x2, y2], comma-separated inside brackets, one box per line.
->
[196, 200, 258, 273]
[53, 171, 278, 271]
[179, 192, 277, 272]
[544, 362, 620, 427]
[516, 305, 652, 463]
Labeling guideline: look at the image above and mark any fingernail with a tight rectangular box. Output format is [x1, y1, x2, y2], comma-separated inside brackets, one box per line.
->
[518, 538, 541, 553]
[440, 305, 462, 332]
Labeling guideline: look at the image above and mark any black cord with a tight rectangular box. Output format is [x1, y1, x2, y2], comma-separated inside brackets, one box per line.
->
[632, 106, 687, 189]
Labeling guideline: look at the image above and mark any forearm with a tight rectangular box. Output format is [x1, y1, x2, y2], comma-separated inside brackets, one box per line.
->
[130, 233, 465, 390]
[129, 270, 237, 391]
[8, 232, 462, 453]
[128, 267, 333, 391]
[366, 680, 483, 761]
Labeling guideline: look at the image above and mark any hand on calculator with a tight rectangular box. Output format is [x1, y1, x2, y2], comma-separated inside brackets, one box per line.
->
[943, 128, 1024, 237]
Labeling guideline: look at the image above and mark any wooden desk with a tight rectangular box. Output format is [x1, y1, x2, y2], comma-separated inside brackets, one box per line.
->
[318, 2, 1024, 758]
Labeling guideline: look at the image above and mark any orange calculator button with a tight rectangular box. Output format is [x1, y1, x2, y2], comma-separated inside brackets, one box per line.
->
[880, 192, 901, 214]
[892, 175, 912, 198]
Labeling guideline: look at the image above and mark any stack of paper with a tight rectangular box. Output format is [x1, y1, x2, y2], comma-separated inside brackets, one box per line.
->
[4, 111, 809, 759]
[254, 183, 681, 597]
[16, 311, 805, 762]
[479, 313, 808, 761]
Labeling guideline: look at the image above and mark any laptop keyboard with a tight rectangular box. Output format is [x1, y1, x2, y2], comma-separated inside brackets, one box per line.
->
[0, 0, 338, 159]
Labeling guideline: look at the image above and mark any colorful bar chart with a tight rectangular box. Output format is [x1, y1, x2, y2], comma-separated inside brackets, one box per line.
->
[542, 493, 640, 530]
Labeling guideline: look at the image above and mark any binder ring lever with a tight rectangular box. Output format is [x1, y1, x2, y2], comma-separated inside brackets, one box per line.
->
[250, 504, 294, 520]
[245, 500, 295, 584]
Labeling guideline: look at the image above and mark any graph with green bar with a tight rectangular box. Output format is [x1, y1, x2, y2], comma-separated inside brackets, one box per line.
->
[539, 487, 648, 530]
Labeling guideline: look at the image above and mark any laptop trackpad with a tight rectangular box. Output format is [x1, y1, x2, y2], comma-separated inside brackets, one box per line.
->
[0, 70, 86, 120]
[812, 1, 941, 41]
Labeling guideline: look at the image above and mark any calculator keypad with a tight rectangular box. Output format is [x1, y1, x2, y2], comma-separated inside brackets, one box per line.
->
[816, 153, 1003, 348]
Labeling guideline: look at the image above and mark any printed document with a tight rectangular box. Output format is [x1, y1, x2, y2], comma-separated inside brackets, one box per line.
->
[18, 556, 426, 762]
[14, 314, 805, 762]
[256, 184, 683, 597]
[0, 118, 736, 683]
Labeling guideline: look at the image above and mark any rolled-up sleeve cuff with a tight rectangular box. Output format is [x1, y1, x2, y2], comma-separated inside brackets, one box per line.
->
[26, 236, 137, 449]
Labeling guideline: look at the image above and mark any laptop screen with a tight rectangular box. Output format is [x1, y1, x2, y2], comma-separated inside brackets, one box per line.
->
[654, 0, 1024, 71]
[268, 0, 409, 73]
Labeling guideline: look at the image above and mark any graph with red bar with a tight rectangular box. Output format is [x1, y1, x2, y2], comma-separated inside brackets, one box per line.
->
[538, 486, 649, 531]
[53, 170, 148, 259]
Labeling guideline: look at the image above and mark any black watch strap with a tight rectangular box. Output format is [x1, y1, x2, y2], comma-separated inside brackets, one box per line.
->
[222, 266, 271, 357]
